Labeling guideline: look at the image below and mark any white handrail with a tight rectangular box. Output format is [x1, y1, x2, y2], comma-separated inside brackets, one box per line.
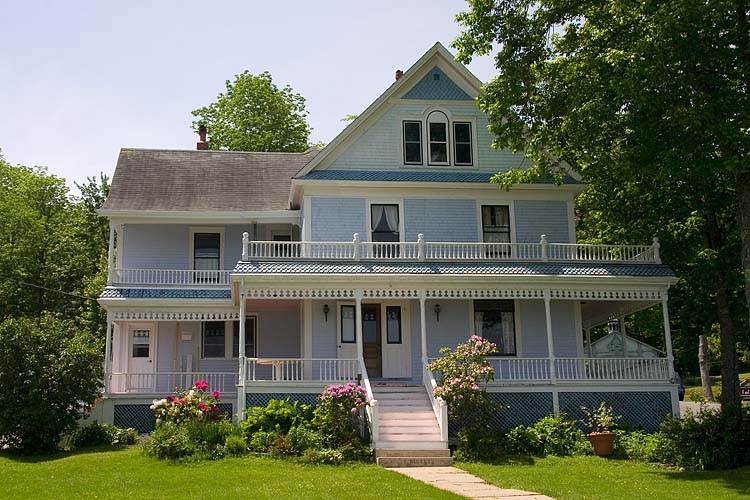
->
[241, 235, 662, 264]
[423, 357, 448, 443]
[358, 356, 378, 445]
[244, 358, 359, 382]
[111, 269, 231, 286]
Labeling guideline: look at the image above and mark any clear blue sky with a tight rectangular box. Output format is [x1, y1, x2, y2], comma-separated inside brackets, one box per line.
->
[0, 1, 498, 192]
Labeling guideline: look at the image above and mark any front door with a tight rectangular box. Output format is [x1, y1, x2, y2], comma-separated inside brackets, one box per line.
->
[127, 324, 155, 391]
[362, 304, 382, 378]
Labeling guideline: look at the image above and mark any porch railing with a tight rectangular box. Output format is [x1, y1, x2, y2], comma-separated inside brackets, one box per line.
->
[429, 357, 671, 383]
[242, 234, 661, 264]
[244, 358, 359, 382]
[423, 357, 449, 443]
[107, 372, 237, 394]
[359, 357, 379, 445]
[110, 269, 231, 286]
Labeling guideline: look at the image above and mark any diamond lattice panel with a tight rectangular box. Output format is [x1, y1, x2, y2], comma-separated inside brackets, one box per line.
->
[246, 392, 319, 409]
[113, 404, 154, 433]
[559, 391, 672, 432]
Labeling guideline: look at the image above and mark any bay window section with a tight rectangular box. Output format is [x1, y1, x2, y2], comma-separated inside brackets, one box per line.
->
[473, 300, 516, 356]
[403, 121, 422, 164]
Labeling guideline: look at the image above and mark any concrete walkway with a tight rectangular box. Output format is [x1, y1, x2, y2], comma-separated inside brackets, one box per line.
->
[388, 466, 554, 500]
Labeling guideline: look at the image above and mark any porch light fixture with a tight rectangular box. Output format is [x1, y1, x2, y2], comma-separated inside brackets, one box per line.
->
[434, 303, 441, 321]
[323, 304, 330, 321]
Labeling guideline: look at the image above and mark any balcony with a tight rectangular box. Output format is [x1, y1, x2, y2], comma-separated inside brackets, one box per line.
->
[241, 234, 662, 264]
[109, 269, 231, 287]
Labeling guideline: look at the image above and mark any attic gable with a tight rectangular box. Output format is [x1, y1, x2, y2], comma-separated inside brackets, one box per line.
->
[402, 66, 473, 100]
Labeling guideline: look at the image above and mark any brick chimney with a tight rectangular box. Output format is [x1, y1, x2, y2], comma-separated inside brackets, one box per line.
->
[197, 124, 208, 150]
[395, 69, 404, 81]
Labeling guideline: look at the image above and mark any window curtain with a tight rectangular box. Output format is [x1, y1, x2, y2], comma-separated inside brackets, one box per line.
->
[372, 205, 399, 233]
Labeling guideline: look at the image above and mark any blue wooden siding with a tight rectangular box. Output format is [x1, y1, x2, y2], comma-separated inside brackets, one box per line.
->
[312, 303, 336, 359]
[401, 67, 472, 100]
[519, 300, 579, 357]
[404, 199, 478, 242]
[323, 102, 526, 172]
[310, 198, 366, 241]
[513, 201, 571, 243]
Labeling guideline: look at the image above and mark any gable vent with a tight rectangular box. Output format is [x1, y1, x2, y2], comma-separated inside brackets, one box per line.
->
[433, 73, 440, 80]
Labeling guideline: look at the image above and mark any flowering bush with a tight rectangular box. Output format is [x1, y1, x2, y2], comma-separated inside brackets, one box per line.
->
[427, 335, 497, 427]
[150, 379, 223, 426]
[314, 382, 369, 447]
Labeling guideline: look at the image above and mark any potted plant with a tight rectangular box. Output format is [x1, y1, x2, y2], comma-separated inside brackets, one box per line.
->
[581, 402, 619, 456]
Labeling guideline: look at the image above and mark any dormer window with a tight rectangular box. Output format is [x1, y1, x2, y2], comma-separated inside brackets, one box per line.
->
[427, 111, 449, 165]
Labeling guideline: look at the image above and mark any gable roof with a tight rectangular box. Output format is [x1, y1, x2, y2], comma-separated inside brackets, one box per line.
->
[101, 147, 318, 213]
[294, 42, 482, 179]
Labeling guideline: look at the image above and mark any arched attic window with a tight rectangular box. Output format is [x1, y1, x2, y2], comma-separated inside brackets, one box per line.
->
[427, 110, 449, 165]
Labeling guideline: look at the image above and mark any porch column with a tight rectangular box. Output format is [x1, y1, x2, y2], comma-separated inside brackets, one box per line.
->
[584, 326, 592, 357]
[237, 291, 247, 420]
[107, 224, 115, 284]
[355, 290, 363, 360]
[104, 312, 113, 393]
[661, 294, 676, 379]
[543, 290, 559, 413]
[419, 292, 427, 365]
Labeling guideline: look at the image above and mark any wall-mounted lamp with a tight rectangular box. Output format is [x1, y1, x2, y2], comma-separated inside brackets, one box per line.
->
[323, 304, 330, 321]
[434, 303, 441, 322]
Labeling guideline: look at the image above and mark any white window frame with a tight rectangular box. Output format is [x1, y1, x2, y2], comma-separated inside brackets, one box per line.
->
[365, 199, 405, 243]
[452, 121, 473, 166]
[468, 299, 521, 357]
[426, 110, 450, 166]
[475, 200, 516, 244]
[398, 110, 478, 169]
[402, 120, 423, 165]
[189, 227, 225, 271]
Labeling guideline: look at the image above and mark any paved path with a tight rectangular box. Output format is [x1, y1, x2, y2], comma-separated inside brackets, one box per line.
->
[388, 466, 554, 500]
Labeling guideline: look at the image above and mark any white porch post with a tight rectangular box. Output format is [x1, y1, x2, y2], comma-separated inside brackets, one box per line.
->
[661, 294, 676, 379]
[585, 325, 592, 357]
[355, 290, 363, 360]
[107, 224, 115, 284]
[237, 291, 247, 421]
[544, 290, 559, 413]
[419, 292, 427, 364]
[104, 311, 113, 394]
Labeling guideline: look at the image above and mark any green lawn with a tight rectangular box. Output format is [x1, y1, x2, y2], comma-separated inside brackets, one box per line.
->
[0, 446, 462, 500]
[459, 456, 750, 500]
[683, 372, 749, 401]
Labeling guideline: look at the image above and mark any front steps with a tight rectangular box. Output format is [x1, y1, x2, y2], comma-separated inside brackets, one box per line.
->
[372, 384, 451, 467]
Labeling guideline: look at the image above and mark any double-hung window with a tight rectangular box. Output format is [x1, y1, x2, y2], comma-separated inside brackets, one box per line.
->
[402, 112, 473, 167]
[193, 233, 220, 270]
[453, 122, 472, 165]
[403, 121, 422, 164]
[370, 204, 400, 258]
[473, 300, 516, 356]
[427, 111, 449, 165]
[482, 205, 511, 256]
[202, 321, 226, 358]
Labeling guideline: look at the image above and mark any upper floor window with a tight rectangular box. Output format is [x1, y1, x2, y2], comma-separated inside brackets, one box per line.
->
[453, 122, 473, 165]
[403, 121, 422, 164]
[427, 111, 449, 165]
[194, 232, 220, 270]
[481, 206, 511, 244]
[371, 204, 400, 243]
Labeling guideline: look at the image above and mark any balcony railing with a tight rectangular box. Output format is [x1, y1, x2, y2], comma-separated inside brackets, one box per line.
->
[107, 372, 237, 394]
[242, 234, 661, 264]
[110, 269, 231, 287]
[244, 358, 360, 382]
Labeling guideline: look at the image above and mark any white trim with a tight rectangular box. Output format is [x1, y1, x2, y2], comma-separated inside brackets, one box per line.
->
[296, 183, 583, 200]
[476, 201, 515, 244]
[98, 210, 301, 225]
[470, 298, 519, 357]
[365, 199, 405, 243]
[574, 301, 584, 357]
[302, 196, 312, 242]
[189, 227, 225, 271]
[111, 310, 239, 321]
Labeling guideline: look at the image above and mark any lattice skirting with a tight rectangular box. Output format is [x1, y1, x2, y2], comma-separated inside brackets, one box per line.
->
[558, 391, 672, 432]
[246, 392, 320, 409]
[450, 392, 554, 436]
[113, 402, 234, 433]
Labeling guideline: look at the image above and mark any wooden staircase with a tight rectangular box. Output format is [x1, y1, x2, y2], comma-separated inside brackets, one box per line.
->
[372, 384, 452, 467]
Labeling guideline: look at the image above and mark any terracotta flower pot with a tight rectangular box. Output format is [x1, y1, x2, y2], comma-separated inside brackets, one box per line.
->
[587, 431, 615, 457]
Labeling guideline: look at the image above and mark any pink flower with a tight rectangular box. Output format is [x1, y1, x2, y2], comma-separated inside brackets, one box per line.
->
[213, 390, 220, 399]
[198, 403, 207, 410]
[194, 379, 208, 391]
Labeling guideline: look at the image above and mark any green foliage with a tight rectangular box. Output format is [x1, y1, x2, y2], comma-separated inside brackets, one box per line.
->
[247, 431, 276, 453]
[614, 430, 677, 464]
[287, 425, 323, 454]
[314, 383, 368, 448]
[0, 315, 102, 453]
[268, 433, 295, 457]
[299, 448, 345, 465]
[241, 399, 312, 437]
[144, 420, 240, 461]
[454, 426, 504, 462]
[68, 422, 137, 449]
[428, 336, 498, 427]
[151, 380, 224, 426]
[143, 422, 195, 460]
[580, 402, 620, 433]
[191, 70, 312, 152]
[223, 434, 248, 456]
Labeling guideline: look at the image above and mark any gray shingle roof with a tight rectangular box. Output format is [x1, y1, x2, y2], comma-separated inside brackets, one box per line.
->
[100, 288, 231, 299]
[300, 169, 582, 184]
[102, 147, 319, 212]
[232, 261, 675, 278]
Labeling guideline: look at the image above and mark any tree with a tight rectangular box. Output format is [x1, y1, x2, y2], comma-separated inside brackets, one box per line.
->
[0, 315, 102, 452]
[454, 0, 749, 408]
[191, 71, 312, 152]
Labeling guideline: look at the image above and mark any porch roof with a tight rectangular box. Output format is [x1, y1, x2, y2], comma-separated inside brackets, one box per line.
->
[232, 261, 675, 278]
[100, 288, 231, 299]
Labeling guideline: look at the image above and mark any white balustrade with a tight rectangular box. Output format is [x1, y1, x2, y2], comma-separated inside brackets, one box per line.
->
[108, 372, 237, 394]
[423, 357, 449, 443]
[244, 358, 359, 382]
[111, 269, 230, 286]
[488, 357, 551, 381]
[555, 357, 670, 381]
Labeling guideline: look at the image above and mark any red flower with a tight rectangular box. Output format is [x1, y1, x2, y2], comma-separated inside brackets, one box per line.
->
[213, 390, 220, 399]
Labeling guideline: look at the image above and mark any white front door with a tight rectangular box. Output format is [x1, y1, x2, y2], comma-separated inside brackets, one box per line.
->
[127, 324, 155, 390]
[381, 303, 411, 378]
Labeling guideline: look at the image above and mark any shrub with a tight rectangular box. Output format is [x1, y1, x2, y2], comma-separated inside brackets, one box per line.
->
[185, 420, 238, 447]
[503, 425, 542, 456]
[269, 433, 295, 457]
[314, 383, 368, 447]
[68, 422, 138, 449]
[299, 447, 345, 465]
[224, 434, 247, 456]
[143, 422, 195, 460]
[427, 336, 498, 428]
[455, 426, 504, 462]
[151, 379, 223, 426]
[0, 315, 102, 453]
[242, 399, 312, 438]
[532, 414, 588, 456]
[615, 430, 677, 464]
[288, 425, 323, 454]
[248, 431, 276, 452]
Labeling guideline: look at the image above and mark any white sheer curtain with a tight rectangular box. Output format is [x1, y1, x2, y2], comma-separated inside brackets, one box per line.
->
[372, 204, 399, 233]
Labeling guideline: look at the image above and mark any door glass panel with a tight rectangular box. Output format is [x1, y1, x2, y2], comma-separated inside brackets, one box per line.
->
[341, 306, 355, 343]
[131, 330, 150, 358]
[386, 306, 401, 344]
[362, 309, 379, 344]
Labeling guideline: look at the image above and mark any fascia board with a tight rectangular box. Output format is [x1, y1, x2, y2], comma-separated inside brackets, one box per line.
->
[98, 298, 234, 308]
[292, 178, 587, 194]
[97, 210, 301, 225]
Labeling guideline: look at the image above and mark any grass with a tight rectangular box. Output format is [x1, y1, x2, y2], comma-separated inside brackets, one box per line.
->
[0, 446, 462, 500]
[683, 372, 749, 401]
[459, 456, 750, 500]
